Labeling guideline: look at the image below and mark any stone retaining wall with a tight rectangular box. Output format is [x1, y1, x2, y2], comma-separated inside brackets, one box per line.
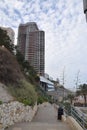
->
[0, 101, 37, 130]
[0, 83, 13, 103]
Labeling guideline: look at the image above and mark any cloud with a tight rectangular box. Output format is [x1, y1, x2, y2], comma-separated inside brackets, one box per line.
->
[0, 0, 87, 90]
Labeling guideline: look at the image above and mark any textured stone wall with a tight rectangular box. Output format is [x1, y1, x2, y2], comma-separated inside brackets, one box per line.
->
[0, 83, 13, 103]
[0, 101, 37, 129]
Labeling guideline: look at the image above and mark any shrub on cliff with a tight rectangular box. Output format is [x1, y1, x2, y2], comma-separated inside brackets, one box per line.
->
[0, 28, 14, 53]
[8, 80, 37, 106]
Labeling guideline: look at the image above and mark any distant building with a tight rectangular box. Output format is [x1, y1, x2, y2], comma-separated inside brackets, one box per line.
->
[17, 22, 45, 76]
[49, 76, 53, 81]
[44, 73, 49, 79]
[44, 73, 54, 81]
[40, 75, 72, 102]
[83, 0, 87, 21]
[40, 76, 55, 92]
[46, 85, 72, 103]
[56, 78, 60, 84]
[0, 27, 15, 44]
[74, 95, 87, 106]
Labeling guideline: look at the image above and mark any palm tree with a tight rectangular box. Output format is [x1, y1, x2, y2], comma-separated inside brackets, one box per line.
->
[76, 84, 87, 107]
[67, 94, 74, 104]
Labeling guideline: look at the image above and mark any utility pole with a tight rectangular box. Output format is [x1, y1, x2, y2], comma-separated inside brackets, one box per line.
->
[75, 70, 80, 91]
[62, 67, 65, 102]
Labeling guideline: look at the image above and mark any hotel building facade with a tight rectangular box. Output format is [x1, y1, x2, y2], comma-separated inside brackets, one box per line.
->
[17, 22, 45, 76]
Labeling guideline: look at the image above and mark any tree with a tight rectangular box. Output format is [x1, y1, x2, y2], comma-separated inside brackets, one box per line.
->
[67, 94, 74, 104]
[0, 28, 14, 53]
[16, 50, 24, 65]
[76, 84, 87, 107]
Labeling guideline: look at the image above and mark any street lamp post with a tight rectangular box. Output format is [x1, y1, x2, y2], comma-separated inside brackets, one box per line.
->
[62, 67, 65, 102]
[83, 0, 87, 21]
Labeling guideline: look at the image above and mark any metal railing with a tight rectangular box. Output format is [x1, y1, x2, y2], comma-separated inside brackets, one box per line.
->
[71, 106, 87, 130]
[64, 105, 87, 130]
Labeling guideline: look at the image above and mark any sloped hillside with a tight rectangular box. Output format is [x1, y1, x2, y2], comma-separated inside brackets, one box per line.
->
[0, 47, 50, 105]
[0, 47, 24, 85]
[0, 47, 37, 105]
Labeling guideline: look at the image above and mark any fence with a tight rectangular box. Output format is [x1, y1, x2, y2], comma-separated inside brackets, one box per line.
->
[64, 105, 87, 130]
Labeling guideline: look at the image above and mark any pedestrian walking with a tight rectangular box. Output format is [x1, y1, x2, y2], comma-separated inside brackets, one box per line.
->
[57, 106, 64, 120]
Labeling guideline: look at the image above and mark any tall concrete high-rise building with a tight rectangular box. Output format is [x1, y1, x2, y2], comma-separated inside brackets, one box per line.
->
[17, 22, 45, 76]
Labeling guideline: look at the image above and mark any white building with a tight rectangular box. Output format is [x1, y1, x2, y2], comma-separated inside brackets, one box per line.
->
[40, 76, 55, 92]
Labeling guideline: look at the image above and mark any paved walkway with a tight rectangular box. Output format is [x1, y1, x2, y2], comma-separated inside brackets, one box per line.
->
[6, 103, 71, 130]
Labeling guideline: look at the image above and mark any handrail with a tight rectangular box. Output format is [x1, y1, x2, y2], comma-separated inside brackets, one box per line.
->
[64, 105, 87, 130]
[71, 106, 87, 130]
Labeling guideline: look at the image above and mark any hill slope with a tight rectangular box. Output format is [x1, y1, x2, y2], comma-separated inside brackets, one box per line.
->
[0, 47, 37, 105]
[0, 47, 24, 85]
[0, 47, 51, 105]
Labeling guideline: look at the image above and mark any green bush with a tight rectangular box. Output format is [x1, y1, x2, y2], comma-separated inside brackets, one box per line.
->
[0, 100, 2, 105]
[37, 95, 52, 105]
[63, 102, 71, 115]
[37, 96, 44, 104]
[22, 99, 32, 106]
[8, 80, 37, 106]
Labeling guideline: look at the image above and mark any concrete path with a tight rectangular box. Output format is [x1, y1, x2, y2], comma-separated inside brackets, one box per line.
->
[6, 103, 71, 130]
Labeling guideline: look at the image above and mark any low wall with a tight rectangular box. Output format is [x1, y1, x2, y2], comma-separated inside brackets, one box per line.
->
[62, 115, 66, 122]
[0, 83, 13, 103]
[66, 116, 83, 130]
[0, 101, 37, 129]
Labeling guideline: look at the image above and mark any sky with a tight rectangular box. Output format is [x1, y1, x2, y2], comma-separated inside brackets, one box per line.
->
[0, 0, 87, 90]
